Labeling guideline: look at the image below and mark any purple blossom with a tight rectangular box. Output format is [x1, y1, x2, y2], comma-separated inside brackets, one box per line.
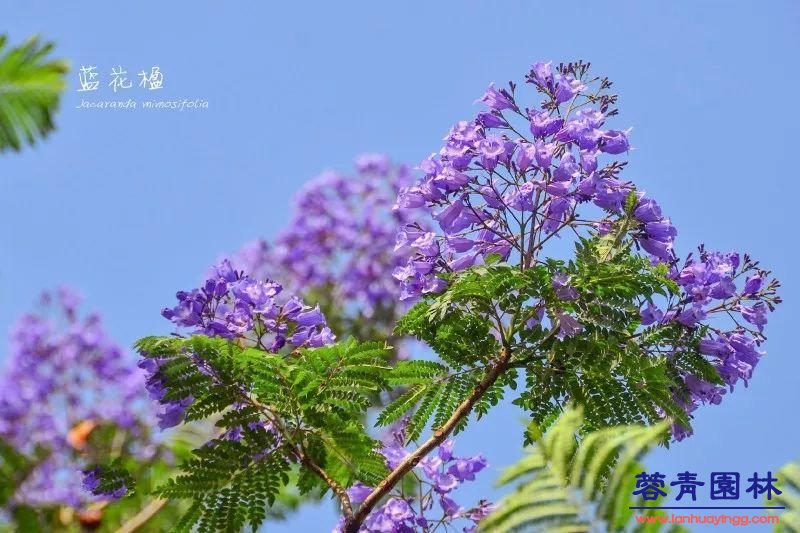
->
[529, 61, 554, 88]
[600, 129, 631, 154]
[743, 274, 764, 295]
[81, 468, 127, 501]
[739, 302, 768, 331]
[157, 396, 194, 430]
[338, 424, 493, 532]
[552, 273, 579, 301]
[661, 247, 780, 439]
[392, 61, 671, 304]
[477, 111, 508, 128]
[432, 472, 459, 493]
[296, 306, 325, 327]
[163, 259, 334, 351]
[439, 495, 461, 517]
[639, 238, 672, 262]
[640, 303, 664, 326]
[438, 439, 455, 461]
[478, 83, 514, 111]
[676, 305, 707, 327]
[81, 467, 101, 493]
[631, 199, 678, 262]
[580, 149, 598, 173]
[644, 220, 677, 243]
[347, 482, 373, 504]
[381, 442, 411, 470]
[556, 312, 584, 340]
[155, 265, 336, 446]
[447, 455, 488, 482]
[554, 74, 586, 103]
[384, 498, 414, 521]
[528, 109, 563, 137]
[633, 198, 663, 223]
[0, 289, 157, 508]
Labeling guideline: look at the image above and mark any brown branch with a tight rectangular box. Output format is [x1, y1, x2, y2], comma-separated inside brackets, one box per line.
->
[298, 446, 354, 521]
[114, 498, 167, 533]
[343, 346, 513, 532]
[245, 379, 354, 520]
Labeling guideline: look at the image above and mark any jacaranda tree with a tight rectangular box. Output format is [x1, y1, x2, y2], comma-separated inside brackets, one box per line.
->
[0, 156, 430, 531]
[82, 60, 780, 532]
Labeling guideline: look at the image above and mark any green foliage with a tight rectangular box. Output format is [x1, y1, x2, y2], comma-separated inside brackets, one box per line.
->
[482, 406, 685, 532]
[155, 439, 292, 533]
[377, 358, 481, 441]
[385, 264, 543, 441]
[0, 438, 31, 507]
[773, 459, 800, 532]
[0, 441, 49, 532]
[388, 235, 711, 446]
[514, 238, 706, 434]
[119, 231, 730, 530]
[0, 35, 67, 152]
[0, 426, 189, 533]
[90, 461, 136, 498]
[134, 335, 392, 531]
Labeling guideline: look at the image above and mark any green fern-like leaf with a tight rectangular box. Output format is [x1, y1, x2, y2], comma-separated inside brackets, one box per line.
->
[773, 459, 800, 532]
[0, 438, 32, 506]
[0, 35, 67, 152]
[376, 384, 431, 428]
[137, 335, 393, 530]
[483, 406, 682, 533]
[156, 438, 292, 532]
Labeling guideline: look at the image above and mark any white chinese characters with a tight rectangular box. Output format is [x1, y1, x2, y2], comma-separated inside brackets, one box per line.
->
[138, 67, 164, 90]
[77, 65, 164, 92]
[108, 66, 132, 92]
[77, 66, 100, 92]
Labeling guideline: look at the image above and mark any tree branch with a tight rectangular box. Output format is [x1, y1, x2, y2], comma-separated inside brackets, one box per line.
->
[343, 346, 513, 532]
[114, 498, 167, 533]
[244, 379, 355, 520]
[298, 446, 354, 521]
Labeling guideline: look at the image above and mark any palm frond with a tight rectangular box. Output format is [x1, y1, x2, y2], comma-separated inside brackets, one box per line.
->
[773, 459, 800, 532]
[483, 406, 685, 532]
[0, 35, 68, 152]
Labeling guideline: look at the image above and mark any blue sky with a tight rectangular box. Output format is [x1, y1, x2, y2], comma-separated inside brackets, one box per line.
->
[3, 1, 798, 530]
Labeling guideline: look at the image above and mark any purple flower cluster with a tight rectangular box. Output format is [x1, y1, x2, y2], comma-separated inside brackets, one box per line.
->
[155, 261, 335, 429]
[137, 356, 195, 430]
[163, 259, 335, 350]
[334, 420, 494, 532]
[0, 288, 155, 508]
[647, 249, 781, 440]
[394, 61, 677, 300]
[631, 197, 677, 262]
[82, 467, 128, 500]
[224, 155, 427, 362]
[230, 155, 423, 318]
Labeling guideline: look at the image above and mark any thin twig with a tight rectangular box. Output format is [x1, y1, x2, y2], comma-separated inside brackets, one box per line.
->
[114, 498, 167, 533]
[298, 444, 354, 521]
